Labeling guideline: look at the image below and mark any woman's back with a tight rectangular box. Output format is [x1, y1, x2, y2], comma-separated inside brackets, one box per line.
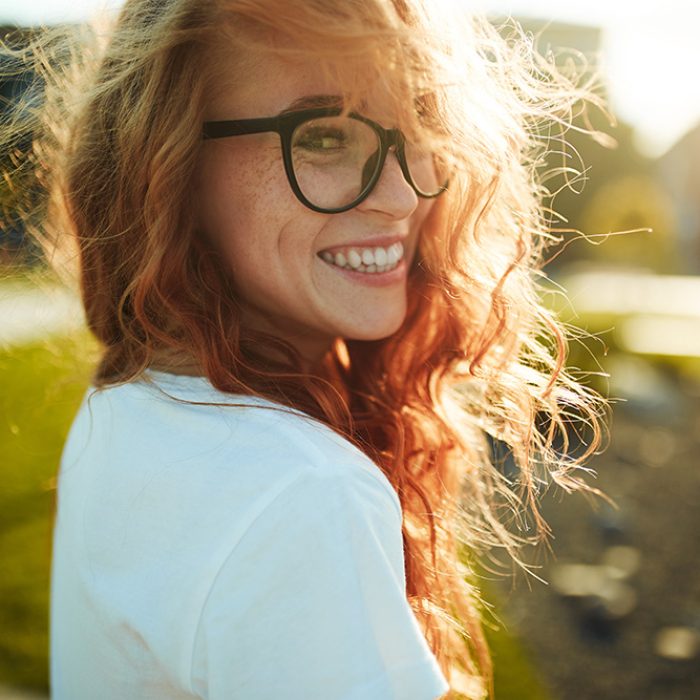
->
[50, 370, 450, 699]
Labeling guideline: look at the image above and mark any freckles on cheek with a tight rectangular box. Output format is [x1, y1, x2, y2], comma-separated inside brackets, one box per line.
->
[201, 154, 255, 240]
[199, 141, 302, 279]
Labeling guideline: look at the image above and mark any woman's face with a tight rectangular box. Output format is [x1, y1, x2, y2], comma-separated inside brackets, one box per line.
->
[195, 45, 437, 365]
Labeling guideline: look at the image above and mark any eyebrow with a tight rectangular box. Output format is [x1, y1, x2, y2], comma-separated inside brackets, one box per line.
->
[278, 93, 359, 115]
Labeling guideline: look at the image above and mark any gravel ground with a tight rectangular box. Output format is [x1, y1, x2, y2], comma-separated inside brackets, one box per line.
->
[488, 361, 700, 699]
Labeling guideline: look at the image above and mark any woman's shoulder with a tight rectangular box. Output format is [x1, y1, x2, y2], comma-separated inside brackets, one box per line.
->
[68, 370, 397, 506]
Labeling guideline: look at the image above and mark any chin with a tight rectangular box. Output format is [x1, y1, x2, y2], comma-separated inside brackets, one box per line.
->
[343, 316, 406, 342]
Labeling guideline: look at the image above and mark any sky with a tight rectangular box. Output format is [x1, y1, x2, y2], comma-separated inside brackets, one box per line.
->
[1, 0, 699, 157]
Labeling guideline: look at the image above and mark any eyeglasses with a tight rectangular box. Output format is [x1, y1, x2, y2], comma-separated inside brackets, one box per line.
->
[202, 106, 450, 214]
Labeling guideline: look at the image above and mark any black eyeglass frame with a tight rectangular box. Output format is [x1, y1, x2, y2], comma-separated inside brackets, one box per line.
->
[202, 106, 450, 214]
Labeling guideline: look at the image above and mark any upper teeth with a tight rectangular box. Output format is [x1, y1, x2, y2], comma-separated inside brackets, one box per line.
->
[319, 242, 404, 272]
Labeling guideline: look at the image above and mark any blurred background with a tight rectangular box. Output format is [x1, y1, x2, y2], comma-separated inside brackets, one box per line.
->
[1, 1, 699, 698]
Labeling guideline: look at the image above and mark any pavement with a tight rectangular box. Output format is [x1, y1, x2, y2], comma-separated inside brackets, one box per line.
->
[489, 369, 700, 700]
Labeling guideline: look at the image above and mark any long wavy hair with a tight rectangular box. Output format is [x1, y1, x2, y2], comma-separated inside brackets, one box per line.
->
[1, 1, 613, 697]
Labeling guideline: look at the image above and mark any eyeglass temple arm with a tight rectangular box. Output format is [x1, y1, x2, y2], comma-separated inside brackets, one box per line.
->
[202, 116, 281, 140]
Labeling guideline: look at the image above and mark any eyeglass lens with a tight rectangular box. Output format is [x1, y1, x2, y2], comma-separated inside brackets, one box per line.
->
[290, 116, 448, 210]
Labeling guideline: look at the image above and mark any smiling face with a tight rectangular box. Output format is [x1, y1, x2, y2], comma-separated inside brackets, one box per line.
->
[194, 44, 437, 366]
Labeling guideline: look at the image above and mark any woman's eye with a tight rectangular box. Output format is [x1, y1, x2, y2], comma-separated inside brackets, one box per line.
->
[296, 128, 348, 152]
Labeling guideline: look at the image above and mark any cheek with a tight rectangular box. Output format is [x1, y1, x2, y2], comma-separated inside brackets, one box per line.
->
[196, 145, 284, 257]
[416, 194, 437, 228]
[195, 146, 311, 304]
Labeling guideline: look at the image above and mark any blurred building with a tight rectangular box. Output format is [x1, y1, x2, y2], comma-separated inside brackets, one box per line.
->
[656, 123, 700, 275]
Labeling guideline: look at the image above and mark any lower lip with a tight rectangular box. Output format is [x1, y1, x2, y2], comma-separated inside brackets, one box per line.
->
[318, 255, 408, 286]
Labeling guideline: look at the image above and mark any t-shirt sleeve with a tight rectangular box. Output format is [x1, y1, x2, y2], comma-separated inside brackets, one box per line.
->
[189, 464, 450, 700]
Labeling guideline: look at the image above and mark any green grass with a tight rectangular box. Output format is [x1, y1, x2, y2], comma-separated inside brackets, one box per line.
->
[481, 587, 554, 700]
[0, 330, 98, 692]
[0, 330, 552, 698]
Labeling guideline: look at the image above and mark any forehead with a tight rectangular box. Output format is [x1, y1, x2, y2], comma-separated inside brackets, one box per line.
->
[204, 43, 397, 123]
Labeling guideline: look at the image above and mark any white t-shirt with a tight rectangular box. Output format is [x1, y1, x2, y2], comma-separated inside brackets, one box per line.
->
[50, 369, 450, 699]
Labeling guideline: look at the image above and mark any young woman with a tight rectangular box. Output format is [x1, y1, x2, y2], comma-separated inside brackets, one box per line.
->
[2, 0, 609, 697]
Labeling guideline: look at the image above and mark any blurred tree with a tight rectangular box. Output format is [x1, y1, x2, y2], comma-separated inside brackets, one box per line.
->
[543, 112, 660, 272]
[577, 173, 678, 273]
[501, 17, 671, 273]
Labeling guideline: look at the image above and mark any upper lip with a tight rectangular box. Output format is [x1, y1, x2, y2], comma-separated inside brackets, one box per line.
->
[318, 233, 408, 252]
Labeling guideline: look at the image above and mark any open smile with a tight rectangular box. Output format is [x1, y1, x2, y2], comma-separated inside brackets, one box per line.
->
[317, 248, 407, 287]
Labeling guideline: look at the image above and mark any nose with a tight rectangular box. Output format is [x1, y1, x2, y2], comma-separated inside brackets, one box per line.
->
[357, 145, 420, 218]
